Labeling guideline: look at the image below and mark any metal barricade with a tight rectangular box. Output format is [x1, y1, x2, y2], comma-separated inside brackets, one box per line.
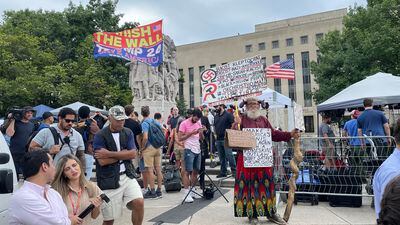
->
[274, 136, 395, 199]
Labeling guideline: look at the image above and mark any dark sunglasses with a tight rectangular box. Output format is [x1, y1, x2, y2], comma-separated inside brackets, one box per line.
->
[64, 119, 76, 123]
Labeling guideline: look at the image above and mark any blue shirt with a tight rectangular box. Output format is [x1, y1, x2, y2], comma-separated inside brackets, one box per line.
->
[373, 148, 400, 218]
[141, 118, 161, 147]
[357, 109, 387, 137]
[38, 123, 50, 131]
[343, 119, 361, 146]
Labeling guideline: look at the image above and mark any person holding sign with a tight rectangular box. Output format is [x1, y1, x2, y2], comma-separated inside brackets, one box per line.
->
[232, 97, 299, 225]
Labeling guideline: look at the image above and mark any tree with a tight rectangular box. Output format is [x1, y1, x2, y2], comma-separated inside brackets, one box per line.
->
[311, 0, 400, 104]
[0, 0, 136, 115]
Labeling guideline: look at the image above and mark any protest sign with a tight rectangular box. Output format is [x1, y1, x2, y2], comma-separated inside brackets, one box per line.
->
[201, 55, 266, 105]
[93, 20, 163, 67]
[243, 128, 273, 168]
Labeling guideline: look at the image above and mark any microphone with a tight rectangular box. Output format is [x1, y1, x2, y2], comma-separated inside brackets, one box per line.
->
[78, 193, 110, 219]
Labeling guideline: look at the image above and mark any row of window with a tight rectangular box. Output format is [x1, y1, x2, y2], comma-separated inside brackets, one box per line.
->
[245, 33, 324, 53]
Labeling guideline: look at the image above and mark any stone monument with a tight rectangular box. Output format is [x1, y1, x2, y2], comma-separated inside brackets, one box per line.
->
[129, 35, 179, 120]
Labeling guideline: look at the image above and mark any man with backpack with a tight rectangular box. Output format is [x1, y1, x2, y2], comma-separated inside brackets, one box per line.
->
[140, 106, 165, 199]
[29, 107, 85, 169]
[75, 106, 100, 180]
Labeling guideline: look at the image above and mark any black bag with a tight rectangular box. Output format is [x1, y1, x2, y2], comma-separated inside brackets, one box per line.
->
[163, 164, 181, 192]
[294, 167, 319, 205]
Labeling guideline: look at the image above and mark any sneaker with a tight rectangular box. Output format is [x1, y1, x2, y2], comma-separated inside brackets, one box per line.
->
[216, 174, 227, 178]
[268, 213, 287, 225]
[183, 189, 194, 203]
[156, 188, 162, 198]
[190, 188, 202, 199]
[143, 190, 157, 199]
[142, 188, 149, 195]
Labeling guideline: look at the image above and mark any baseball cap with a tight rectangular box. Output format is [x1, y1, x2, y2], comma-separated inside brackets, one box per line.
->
[42, 112, 53, 120]
[350, 110, 361, 118]
[109, 105, 128, 120]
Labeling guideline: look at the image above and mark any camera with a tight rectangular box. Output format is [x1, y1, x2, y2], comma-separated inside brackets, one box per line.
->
[7, 108, 24, 121]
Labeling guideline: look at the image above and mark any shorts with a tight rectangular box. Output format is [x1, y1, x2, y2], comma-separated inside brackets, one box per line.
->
[184, 149, 201, 172]
[323, 146, 335, 160]
[173, 148, 185, 161]
[142, 145, 161, 168]
[101, 174, 143, 221]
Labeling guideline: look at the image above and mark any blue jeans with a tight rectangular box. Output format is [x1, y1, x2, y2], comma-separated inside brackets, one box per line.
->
[216, 140, 236, 175]
[184, 149, 201, 172]
[85, 154, 94, 180]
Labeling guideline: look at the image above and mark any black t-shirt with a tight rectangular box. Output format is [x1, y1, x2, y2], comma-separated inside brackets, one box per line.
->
[10, 120, 35, 154]
[214, 111, 234, 140]
[124, 118, 142, 148]
[169, 116, 180, 129]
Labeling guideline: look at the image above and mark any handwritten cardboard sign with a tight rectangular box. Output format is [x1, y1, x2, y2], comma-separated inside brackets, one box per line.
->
[201, 55, 266, 105]
[243, 128, 273, 168]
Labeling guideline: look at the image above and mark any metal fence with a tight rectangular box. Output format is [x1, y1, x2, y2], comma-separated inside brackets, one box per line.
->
[274, 136, 395, 201]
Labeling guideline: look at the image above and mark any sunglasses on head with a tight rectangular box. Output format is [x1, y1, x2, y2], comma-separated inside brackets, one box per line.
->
[64, 119, 76, 123]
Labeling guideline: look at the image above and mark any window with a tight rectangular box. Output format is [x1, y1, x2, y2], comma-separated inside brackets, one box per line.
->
[261, 57, 266, 70]
[258, 42, 266, 51]
[300, 35, 308, 44]
[245, 44, 252, 53]
[304, 116, 314, 133]
[199, 66, 205, 97]
[316, 50, 321, 64]
[286, 38, 293, 47]
[210, 64, 216, 68]
[272, 55, 281, 93]
[189, 67, 194, 108]
[272, 40, 279, 49]
[287, 54, 296, 101]
[301, 52, 312, 107]
[316, 33, 324, 43]
[178, 69, 184, 101]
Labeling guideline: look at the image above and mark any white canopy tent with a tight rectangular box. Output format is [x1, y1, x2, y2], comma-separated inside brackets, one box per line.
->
[317, 72, 400, 112]
[50, 101, 108, 116]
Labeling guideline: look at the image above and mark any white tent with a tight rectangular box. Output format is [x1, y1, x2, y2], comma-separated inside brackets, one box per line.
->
[50, 101, 108, 116]
[257, 88, 292, 109]
[317, 72, 400, 112]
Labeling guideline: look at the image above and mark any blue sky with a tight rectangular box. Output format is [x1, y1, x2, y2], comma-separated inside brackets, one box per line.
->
[0, 0, 367, 45]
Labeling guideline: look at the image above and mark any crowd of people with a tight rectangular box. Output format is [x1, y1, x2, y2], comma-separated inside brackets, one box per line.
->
[1, 96, 400, 225]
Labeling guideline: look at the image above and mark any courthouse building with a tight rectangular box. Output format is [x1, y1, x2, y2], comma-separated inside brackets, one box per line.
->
[176, 9, 347, 135]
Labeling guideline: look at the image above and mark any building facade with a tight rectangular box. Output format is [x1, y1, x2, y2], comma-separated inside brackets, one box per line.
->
[176, 9, 347, 135]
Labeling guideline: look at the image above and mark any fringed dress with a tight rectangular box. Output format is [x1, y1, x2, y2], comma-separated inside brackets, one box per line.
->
[234, 115, 291, 219]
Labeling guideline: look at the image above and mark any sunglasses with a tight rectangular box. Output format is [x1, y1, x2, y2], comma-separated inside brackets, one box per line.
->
[64, 119, 76, 123]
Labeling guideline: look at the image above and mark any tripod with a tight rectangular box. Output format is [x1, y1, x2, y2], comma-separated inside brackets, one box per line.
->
[181, 169, 229, 204]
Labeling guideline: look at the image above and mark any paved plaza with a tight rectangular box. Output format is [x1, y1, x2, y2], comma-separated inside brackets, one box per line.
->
[88, 188, 376, 225]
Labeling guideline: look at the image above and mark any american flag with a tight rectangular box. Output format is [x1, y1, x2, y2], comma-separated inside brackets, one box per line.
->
[265, 58, 295, 80]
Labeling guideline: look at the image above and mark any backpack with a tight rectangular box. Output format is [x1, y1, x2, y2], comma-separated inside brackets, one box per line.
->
[75, 119, 99, 155]
[25, 127, 60, 152]
[145, 120, 166, 149]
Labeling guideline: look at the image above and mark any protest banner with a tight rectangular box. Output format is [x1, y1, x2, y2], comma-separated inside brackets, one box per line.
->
[201, 55, 266, 105]
[93, 20, 163, 67]
[243, 128, 273, 168]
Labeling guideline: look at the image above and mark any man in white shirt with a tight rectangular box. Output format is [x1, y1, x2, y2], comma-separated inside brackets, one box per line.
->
[9, 150, 80, 225]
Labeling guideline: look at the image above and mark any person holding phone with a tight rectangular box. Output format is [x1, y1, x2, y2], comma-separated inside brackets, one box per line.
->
[178, 109, 205, 203]
[52, 154, 103, 225]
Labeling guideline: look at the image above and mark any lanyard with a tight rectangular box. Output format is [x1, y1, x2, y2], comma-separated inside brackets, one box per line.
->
[68, 189, 82, 215]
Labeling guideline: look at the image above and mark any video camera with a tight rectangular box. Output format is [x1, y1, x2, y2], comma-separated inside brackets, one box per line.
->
[7, 108, 25, 121]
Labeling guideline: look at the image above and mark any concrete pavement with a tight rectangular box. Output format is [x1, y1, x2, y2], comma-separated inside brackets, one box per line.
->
[88, 188, 376, 225]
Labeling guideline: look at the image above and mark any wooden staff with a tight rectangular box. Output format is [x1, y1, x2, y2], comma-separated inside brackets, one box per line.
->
[283, 136, 303, 222]
[234, 99, 240, 130]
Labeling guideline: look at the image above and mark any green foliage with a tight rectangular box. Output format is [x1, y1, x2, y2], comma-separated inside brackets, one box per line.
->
[311, 0, 400, 104]
[0, 0, 136, 115]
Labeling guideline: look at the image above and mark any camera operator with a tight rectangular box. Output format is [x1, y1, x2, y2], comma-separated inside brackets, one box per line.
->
[5, 106, 36, 177]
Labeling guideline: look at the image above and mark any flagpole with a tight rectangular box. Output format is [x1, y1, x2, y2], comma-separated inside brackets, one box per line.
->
[161, 20, 165, 115]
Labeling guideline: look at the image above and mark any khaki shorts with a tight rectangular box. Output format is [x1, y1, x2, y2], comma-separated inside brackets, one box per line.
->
[101, 174, 143, 221]
[142, 145, 161, 168]
[173, 148, 185, 161]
